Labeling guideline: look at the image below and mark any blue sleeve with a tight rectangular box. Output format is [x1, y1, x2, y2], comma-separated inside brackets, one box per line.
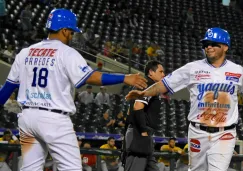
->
[0, 81, 19, 105]
[101, 73, 125, 85]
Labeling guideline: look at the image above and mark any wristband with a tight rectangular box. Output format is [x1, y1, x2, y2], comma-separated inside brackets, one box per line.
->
[101, 73, 125, 85]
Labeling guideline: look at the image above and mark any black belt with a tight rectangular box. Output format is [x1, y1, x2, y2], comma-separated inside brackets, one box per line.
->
[190, 122, 235, 133]
[23, 106, 69, 115]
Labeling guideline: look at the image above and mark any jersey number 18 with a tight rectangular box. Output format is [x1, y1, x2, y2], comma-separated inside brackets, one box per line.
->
[31, 67, 49, 88]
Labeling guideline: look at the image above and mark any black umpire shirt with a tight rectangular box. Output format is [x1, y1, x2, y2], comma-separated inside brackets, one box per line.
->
[128, 77, 161, 133]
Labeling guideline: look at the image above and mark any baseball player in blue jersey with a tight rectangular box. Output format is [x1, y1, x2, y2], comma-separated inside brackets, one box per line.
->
[126, 27, 243, 171]
[0, 9, 147, 171]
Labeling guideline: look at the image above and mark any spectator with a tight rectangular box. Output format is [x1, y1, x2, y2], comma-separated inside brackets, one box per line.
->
[95, 86, 110, 106]
[176, 144, 188, 171]
[158, 138, 183, 170]
[20, 4, 32, 31]
[78, 85, 94, 105]
[4, 92, 21, 114]
[185, 8, 194, 27]
[82, 142, 97, 171]
[97, 62, 103, 71]
[114, 111, 125, 127]
[154, 45, 165, 59]
[0, 130, 20, 171]
[100, 109, 116, 128]
[132, 44, 142, 55]
[103, 42, 114, 58]
[238, 93, 243, 105]
[100, 137, 123, 171]
[146, 43, 158, 61]
[3, 45, 15, 64]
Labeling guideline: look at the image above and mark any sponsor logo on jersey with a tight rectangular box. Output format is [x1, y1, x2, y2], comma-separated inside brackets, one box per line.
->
[195, 70, 210, 74]
[28, 48, 57, 57]
[190, 139, 200, 152]
[219, 133, 234, 140]
[225, 72, 241, 83]
[195, 74, 211, 80]
[25, 48, 57, 66]
[78, 65, 90, 73]
[25, 101, 52, 107]
[194, 70, 211, 80]
[26, 89, 52, 100]
[198, 102, 230, 109]
[225, 72, 241, 78]
[197, 82, 235, 100]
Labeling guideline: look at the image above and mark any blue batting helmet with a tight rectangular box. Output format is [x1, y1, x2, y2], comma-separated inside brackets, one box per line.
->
[46, 9, 80, 32]
[200, 27, 230, 47]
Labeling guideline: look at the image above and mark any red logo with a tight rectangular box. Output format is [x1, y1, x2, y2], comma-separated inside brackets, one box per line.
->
[225, 72, 241, 78]
[219, 133, 234, 140]
[190, 139, 201, 152]
[195, 74, 211, 80]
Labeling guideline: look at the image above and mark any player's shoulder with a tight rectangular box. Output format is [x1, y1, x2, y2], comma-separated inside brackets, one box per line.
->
[63, 45, 81, 56]
[226, 59, 243, 69]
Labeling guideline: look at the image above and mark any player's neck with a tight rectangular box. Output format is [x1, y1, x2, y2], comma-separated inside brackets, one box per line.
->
[48, 34, 67, 44]
[206, 56, 226, 68]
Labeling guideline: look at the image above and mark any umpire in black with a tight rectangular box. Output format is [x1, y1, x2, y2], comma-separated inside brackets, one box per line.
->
[124, 61, 166, 171]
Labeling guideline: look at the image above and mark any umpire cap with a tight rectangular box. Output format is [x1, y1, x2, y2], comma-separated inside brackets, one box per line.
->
[46, 8, 81, 33]
[200, 27, 230, 47]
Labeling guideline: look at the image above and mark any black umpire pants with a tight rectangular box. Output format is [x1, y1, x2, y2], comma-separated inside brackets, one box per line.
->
[125, 127, 160, 171]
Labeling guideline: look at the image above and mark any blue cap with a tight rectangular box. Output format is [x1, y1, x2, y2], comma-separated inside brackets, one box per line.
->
[46, 9, 81, 32]
[200, 27, 230, 47]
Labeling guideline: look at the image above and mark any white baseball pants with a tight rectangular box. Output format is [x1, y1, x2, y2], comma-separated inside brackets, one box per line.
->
[188, 123, 236, 171]
[18, 109, 82, 171]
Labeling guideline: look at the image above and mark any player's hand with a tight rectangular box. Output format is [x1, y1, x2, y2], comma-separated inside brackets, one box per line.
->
[125, 90, 145, 101]
[124, 73, 147, 89]
[141, 132, 148, 136]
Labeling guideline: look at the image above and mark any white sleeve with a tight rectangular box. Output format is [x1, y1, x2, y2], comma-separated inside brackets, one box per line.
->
[7, 52, 20, 84]
[63, 49, 94, 88]
[162, 63, 191, 94]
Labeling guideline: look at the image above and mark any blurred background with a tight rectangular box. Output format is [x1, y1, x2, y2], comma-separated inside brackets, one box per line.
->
[1, 0, 243, 170]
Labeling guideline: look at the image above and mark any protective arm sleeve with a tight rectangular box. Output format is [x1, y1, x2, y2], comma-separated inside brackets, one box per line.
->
[133, 109, 148, 133]
[0, 81, 19, 105]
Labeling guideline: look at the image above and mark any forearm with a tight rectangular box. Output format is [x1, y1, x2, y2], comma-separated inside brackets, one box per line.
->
[86, 71, 125, 85]
[0, 81, 19, 105]
[133, 109, 147, 132]
[143, 81, 168, 97]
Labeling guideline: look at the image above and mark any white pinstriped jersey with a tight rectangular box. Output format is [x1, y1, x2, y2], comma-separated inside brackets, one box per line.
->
[7, 39, 93, 114]
[162, 59, 243, 127]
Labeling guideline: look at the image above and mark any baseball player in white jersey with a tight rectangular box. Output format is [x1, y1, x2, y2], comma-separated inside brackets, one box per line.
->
[126, 27, 242, 171]
[0, 9, 147, 171]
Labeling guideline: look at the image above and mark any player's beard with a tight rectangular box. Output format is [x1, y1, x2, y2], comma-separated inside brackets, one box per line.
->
[206, 50, 224, 64]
